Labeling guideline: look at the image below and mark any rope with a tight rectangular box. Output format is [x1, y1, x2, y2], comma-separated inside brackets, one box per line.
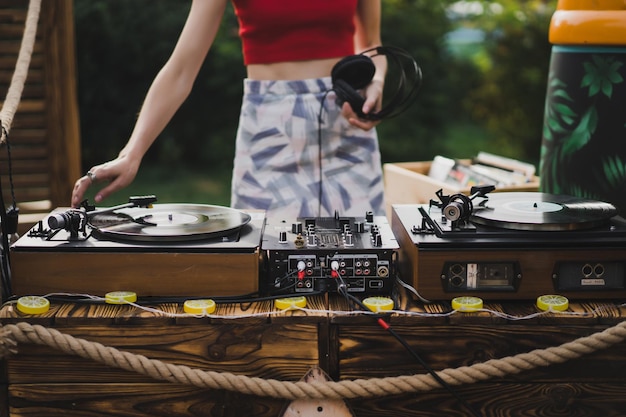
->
[1, 319, 625, 400]
[0, 0, 42, 144]
[0, 0, 625, 400]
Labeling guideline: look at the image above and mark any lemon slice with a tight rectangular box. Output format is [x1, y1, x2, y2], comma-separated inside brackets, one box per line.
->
[274, 296, 307, 310]
[16, 296, 50, 315]
[363, 296, 394, 312]
[105, 291, 137, 305]
[451, 296, 483, 312]
[536, 294, 569, 312]
[183, 299, 216, 315]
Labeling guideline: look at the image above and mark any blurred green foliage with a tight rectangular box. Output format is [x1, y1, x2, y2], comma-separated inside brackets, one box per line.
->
[461, 0, 555, 167]
[74, 0, 556, 177]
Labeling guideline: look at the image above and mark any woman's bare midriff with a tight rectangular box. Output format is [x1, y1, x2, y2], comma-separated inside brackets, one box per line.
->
[246, 58, 342, 80]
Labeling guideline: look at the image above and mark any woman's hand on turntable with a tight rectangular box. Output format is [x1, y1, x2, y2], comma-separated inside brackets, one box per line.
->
[71, 155, 141, 208]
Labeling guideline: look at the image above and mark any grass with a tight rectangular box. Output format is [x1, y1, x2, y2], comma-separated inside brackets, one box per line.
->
[81, 165, 232, 207]
[79, 123, 530, 209]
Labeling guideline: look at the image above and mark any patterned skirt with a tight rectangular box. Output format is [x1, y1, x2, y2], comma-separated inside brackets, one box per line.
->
[230, 77, 385, 220]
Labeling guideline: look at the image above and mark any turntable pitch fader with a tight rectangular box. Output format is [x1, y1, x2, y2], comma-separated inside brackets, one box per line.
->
[262, 213, 398, 295]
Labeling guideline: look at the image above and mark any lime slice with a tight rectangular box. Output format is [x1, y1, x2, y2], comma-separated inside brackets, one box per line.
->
[274, 296, 307, 310]
[105, 291, 137, 305]
[451, 296, 483, 312]
[183, 299, 216, 315]
[536, 294, 569, 312]
[16, 296, 50, 315]
[363, 296, 394, 312]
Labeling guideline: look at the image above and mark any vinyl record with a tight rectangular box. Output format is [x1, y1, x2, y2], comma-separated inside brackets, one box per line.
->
[471, 192, 617, 231]
[89, 204, 252, 242]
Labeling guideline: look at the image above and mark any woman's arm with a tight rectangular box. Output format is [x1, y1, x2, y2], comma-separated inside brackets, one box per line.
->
[72, 0, 228, 206]
[343, 0, 387, 130]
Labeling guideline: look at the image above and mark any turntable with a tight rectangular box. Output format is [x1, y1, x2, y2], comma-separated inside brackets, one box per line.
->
[391, 188, 626, 300]
[10, 197, 265, 297]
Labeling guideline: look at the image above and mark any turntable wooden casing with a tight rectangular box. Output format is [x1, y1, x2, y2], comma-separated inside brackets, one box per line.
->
[391, 194, 626, 301]
[10, 208, 265, 297]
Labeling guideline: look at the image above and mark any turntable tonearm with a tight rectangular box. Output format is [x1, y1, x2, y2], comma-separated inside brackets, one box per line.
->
[10, 200, 265, 297]
[392, 189, 626, 300]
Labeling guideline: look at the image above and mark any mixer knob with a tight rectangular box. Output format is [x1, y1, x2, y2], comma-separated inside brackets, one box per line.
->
[344, 232, 354, 247]
[278, 231, 288, 243]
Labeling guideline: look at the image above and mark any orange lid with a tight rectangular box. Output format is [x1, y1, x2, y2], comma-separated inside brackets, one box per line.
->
[550, 0, 626, 45]
[556, 0, 626, 10]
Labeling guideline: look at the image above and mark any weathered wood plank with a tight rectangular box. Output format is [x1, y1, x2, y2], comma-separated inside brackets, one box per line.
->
[42, 0, 82, 207]
[5, 322, 320, 384]
[6, 382, 626, 417]
[3, 282, 626, 416]
[0, 0, 81, 209]
[7, 383, 287, 417]
[336, 323, 626, 382]
[347, 383, 626, 417]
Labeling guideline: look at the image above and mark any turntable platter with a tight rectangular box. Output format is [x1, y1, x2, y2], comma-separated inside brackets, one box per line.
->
[471, 192, 618, 231]
[89, 204, 252, 242]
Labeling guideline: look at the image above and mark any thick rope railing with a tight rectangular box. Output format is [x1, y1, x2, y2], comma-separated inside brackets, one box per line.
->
[1, 319, 625, 400]
[0, 0, 42, 144]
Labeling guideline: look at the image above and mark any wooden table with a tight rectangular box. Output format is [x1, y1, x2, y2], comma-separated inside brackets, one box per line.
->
[2, 288, 626, 417]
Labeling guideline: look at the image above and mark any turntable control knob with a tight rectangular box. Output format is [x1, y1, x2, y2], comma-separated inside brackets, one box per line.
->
[354, 221, 365, 233]
[278, 231, 288, 243]
[306, 234, 317, 247]
[365, 211, 374, 223]
[292, 222, 303, 234]
[443, 201, 463, 222]
[374, 233, 383, 247]
[48, 213, 68, 230]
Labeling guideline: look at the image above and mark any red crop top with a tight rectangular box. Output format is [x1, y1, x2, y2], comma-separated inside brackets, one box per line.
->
[231, 0, 358, 65]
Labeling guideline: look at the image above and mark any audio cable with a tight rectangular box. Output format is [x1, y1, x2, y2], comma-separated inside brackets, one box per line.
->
[316, 89, 332, 217]
[331, 267, 482, 417]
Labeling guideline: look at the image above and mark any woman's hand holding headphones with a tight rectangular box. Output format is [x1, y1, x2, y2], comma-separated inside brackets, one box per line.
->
[341, 78, 384, 130]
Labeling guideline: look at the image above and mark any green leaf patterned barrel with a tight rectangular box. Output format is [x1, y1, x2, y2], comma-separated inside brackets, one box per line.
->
[541, 0, 626, 214]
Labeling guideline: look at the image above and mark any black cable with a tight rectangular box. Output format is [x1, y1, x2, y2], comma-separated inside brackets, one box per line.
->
[0, 124, 14, 301]
[0, 187, 12, 300]
[335, 272, 482, 417]
[4, 126, 18, 209]
[317, 89, 332, 217]
[377, 322, 482, 417]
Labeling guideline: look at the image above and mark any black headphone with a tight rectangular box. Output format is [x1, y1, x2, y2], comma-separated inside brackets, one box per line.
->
[331, 45, 422, 121]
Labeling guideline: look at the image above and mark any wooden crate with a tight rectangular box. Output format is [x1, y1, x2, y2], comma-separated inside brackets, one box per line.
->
[2, 290, 626, 416]
[383, 161, 540, 215]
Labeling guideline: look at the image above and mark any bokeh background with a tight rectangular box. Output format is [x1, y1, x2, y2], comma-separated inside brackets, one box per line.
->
[74, 0, 555, 205]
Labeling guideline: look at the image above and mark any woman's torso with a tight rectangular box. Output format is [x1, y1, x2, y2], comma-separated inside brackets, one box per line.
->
[230, 0, 358, 80]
